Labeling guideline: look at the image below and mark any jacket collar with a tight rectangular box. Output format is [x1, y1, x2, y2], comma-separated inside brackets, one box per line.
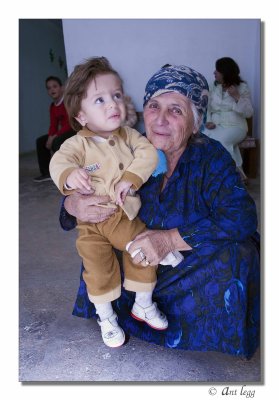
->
[77, 127, 122, 138]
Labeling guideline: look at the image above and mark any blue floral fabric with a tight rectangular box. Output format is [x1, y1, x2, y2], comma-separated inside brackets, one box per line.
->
[143, 64, 209, 118]
[60, 134, 260, 358]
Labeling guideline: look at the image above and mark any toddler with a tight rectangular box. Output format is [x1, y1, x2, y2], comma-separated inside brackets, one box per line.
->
[50, 57, 170, 347]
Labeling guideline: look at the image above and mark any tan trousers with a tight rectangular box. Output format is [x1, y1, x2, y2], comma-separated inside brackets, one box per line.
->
[76, 208, 157, 304]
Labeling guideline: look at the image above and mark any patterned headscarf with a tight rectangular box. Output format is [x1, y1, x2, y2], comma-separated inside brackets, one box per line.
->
[143, 64, 209, 119]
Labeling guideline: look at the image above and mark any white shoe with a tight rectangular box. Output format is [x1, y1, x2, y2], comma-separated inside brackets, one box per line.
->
[131, 302, 168, 330]
[97, 312, 125, 348]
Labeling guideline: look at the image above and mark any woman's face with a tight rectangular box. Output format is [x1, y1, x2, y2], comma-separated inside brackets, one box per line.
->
[143, 92, 195, 155]
[214, 69, 224, 84]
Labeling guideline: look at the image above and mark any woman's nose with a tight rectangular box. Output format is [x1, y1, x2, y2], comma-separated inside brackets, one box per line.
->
[156, 109, 168, 125]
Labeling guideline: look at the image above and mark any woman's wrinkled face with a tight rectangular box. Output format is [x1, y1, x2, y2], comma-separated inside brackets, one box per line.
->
[143, 92, 195, 154]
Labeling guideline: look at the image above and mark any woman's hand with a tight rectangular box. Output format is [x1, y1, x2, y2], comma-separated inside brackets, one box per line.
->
[64, 191, 116, 223]
[206, 122, 216, 130]
[128, 228, 192, 266]
[227, 85, 240, 102]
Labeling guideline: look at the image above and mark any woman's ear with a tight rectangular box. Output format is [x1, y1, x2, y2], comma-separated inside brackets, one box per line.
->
[75, 112, 87, 127]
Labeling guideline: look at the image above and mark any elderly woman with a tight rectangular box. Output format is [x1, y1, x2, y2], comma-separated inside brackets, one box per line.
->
[61, 65, 260, 358]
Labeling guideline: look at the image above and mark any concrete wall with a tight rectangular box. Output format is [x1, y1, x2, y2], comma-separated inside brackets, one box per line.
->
[62, 19, 261, 139]
[19, 19, 67, 153]
[19, 19, 261, 153]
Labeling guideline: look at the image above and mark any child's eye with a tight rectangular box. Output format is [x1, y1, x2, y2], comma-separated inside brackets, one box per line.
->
[114, 92, 123, 100]
[95, 97, 104, 104]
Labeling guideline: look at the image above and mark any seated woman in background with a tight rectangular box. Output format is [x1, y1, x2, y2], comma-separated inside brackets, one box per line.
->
[60, 64, 260, 359]
[204, 57, 254, 182]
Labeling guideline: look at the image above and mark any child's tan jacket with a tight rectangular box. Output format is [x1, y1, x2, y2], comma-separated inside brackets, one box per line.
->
[50, 126, 158, 220]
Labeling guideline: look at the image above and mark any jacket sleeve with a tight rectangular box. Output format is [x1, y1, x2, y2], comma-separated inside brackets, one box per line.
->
[49, 135, 85, 195]
[177, 145, 258, 257]
[48, 103, 72, 136]
[120, 127, 158, 189]
[48, 103, 58, 136]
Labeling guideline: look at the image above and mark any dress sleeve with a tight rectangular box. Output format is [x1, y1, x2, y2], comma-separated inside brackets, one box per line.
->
[59, 197, 77, 231]
[177, 145, 258, 257]
[232, 83, 254, 118]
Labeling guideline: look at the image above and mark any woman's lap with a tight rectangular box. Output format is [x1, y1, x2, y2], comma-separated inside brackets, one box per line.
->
[204, 126, 246, 146]
[72, 237, 260, 358]
[204, 126, 247, 166]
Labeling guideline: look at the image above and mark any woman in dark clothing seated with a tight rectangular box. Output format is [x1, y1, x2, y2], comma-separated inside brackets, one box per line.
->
[60, 64, 260, 358]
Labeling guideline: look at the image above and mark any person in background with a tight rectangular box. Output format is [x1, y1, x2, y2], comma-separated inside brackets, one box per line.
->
[60, 64, 260, 358]
[204, 57, 253, 182]
[33, 76, 75, 182]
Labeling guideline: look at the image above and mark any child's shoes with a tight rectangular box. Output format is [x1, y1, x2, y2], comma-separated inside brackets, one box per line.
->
[97, 312, 125, 348]
[131, 302, 168, 330]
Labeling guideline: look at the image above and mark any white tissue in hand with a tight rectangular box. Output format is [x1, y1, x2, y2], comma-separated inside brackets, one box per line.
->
[126, 241, 184, 267]
[159, 250, 184, 267]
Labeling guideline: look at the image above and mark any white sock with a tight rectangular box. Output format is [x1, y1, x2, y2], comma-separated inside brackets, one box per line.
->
[95, 302, 114, 321]
[135, 291, 153, 308]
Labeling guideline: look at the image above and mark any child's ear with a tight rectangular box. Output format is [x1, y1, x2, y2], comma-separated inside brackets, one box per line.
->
[75, 112, 87, 127]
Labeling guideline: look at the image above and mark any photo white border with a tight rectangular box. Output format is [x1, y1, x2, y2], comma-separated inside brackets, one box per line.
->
[3, 0, 276, 398]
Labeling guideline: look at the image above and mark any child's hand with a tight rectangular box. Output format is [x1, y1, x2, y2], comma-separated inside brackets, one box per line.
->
[115, 181, 132, 206]
[66, 168, 92, 192]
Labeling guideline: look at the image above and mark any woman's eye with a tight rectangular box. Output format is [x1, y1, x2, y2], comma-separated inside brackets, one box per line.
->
[149, 102, 158, 109]
[95, 97, 104, 104]
[171, 107, 182, 115]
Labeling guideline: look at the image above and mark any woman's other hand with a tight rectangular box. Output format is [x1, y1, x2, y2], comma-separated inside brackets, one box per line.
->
[128, 229, 192, 266]
[227, 85, 240, 102]
[205, 122, 216, 130]
[64, 191, 116, 223]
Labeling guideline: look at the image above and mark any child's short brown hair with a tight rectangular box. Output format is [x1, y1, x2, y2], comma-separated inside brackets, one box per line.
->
[64, 57, 123, 131]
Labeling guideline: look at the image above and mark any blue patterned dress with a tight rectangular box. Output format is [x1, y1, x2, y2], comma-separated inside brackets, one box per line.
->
[60, 134, 260, 358]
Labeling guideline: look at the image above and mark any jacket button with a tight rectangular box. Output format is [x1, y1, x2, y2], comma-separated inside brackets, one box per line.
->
[109, 139, 115, 146]
[119, 163, 124, 170]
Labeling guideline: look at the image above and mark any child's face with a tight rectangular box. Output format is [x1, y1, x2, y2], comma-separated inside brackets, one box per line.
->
[46, 80, 63, 101]
[76, 73, 126, 137]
